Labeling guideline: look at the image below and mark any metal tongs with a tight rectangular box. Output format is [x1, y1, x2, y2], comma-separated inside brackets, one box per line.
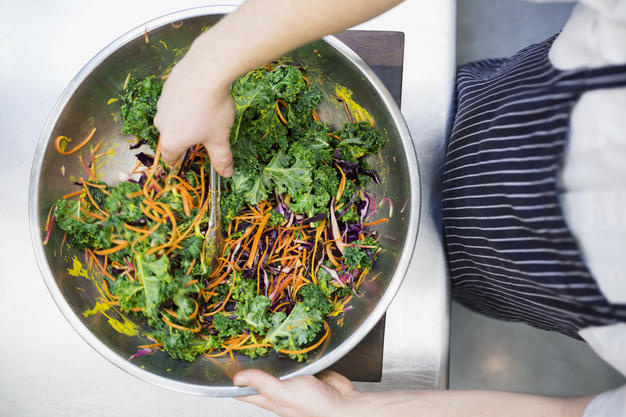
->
[205, 165, 221, 267]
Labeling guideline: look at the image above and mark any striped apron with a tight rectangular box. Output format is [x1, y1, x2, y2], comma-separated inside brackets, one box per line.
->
[442, 36, 626, 339]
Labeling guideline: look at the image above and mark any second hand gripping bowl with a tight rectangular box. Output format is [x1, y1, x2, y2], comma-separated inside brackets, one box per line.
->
[28, 6, 420, 396]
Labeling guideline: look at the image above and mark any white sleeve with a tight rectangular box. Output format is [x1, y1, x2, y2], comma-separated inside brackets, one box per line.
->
[583, 385, 626, 417]
[549, 1, 626, 414]
[580, 324, 626, 417]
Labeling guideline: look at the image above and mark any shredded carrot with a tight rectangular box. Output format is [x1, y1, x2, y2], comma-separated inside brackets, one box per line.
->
[203, 274, 237, 316]
[188, 299, 199, 320]
[101, 279, 119, 300]
[85, 181, 108, 190]
[92, 139, 103, 154]
[185, 260, 196, 276]
[94, 241, 129, 256]
[162, 316, 201, 333]
[310, 221, 325, 285]
[199, 164, 206, 208]
[145, 210, 180, 256]
[231, 342, 271, 351]
[124, 223, 151, 234]
[140, 203, 164, 223]
[130, 223, 160, 255]
[246, 211, 271, 269]
[335, 165, 346, 202]
[138, 342, 162, 349]
[70, 214, 84, 223]
[80, 177, 107, 216]
[152, 183, 170, 201]
[44, 205, 55, 233]
[203, 349, 230, 358]
[80, 208, 106, 221]
[275, 100, 288, 124]
[328, 133, 343, 142]
[273, 301, 291, 312]
[55, 127, 97, 155]
[181, 190, 191, 216]
[59, 232, 67, 256]
[127, 190, 144, 198]
[62, 189, 84, 199]
[324, 241, 342, 268]
[269, 254, 298, 264]
[354, 268, 369, 288]
[130, 162, 144, 175]
[87, 249, 115, 281]
[362, 217, 389, 227]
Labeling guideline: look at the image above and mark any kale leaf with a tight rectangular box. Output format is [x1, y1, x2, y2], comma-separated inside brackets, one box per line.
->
[264, 151, 312, 196]
[237, 295, 272, 333]
[149, 319, 208, 362]
[134, 253, 172, 320]
[264, 303, 324, 352]
[213, 313, 246, 339]
[335, 122, 387, 160]
[104, 181, 143, 223]
[298, 284, 332, 316]
[343, 236, 381, 272]
[269, 66, 306, 102]
[55, 199, 110, 250]
[119, 75, 162, 150]
[230, 69, 275, 144]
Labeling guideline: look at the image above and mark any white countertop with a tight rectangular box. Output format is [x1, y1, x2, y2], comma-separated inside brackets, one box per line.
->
[0, 1, 455, 415]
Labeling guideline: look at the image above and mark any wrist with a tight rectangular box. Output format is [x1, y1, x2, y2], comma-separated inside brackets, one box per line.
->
[333, 390, 366, 417]
[183, 30, 242, 91]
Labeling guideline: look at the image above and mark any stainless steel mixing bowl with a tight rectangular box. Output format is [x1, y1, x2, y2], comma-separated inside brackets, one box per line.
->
[29, 6, 420, 396]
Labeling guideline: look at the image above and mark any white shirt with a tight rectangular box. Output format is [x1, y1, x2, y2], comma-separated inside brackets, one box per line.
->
[540, 0, 626, 415]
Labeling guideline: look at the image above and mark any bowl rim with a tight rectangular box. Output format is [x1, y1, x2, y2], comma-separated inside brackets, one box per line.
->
[28, 4, 421, 397]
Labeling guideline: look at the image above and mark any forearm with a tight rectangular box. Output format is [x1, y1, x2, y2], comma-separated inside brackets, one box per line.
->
[187, 0, 403, 83]
[346, 390, 594, 417]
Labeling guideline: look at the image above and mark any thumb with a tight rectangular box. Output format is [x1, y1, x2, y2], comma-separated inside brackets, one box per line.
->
[234, 369, 284, 396]
[204, 133, 233, 178]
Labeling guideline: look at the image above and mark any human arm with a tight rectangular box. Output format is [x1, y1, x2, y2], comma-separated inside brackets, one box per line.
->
[233, 369, 594, 417]
[154, 0, 403, 175]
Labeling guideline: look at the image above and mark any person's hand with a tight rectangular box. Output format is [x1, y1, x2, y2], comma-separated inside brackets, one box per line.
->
[154, 46, 235, 177]
[233, 369, 359, 417]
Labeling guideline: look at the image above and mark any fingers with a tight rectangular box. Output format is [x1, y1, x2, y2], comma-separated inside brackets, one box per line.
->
[159, 135, 187, 167]
[233, 371, 280, 413]
[235, 394, 276, 412]
[316, 371, 355, 396]
[204, 134, 234, 177]
[234, 369, 284, 396]
[157, 128, 234, 176]
[154, 112, 188, 167]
